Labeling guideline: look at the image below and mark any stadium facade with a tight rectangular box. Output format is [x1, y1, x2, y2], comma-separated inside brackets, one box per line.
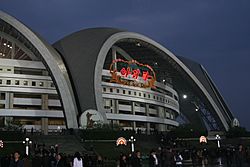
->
[0, 11, 236, 134]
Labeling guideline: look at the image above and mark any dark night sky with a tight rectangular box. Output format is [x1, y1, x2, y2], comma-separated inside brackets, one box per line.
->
[1, 0, 250, 129]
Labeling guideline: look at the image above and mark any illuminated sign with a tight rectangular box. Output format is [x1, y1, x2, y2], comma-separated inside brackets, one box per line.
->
[109, 59, 156, 88]
[199, 136, 207, 143]
[116, 137, 127, 146]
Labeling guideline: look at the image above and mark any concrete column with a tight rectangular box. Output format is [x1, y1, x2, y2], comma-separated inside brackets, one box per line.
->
[41, 71, 49, 135]
[145, 104, 150, 135]
[112, 99, 119, 125]
[4, 92, 14, 126]
[158, 106, 165, 132]
[131, 102, 136, 130]
[41, 94, 49, 135]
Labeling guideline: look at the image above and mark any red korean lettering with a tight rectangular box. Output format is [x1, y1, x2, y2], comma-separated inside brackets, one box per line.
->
[132, 69, 140, 79]
[120, 67, 131, 77]
[142, 71, 149, 81]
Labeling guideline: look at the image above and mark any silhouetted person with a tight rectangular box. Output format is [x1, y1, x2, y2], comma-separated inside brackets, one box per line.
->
[149, 149, 159, 167]
[9, 151, 24, 167]
[236, 144, 244, 167]
[131, 151, 142, 167]
[174, 151, 183, 167]
[73, 152, 82, 167]
[55, 153, 66, 167]
[120, 155, 127, 167]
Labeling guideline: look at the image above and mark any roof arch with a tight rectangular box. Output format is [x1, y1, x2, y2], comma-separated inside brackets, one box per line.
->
[0, 10, 78, 128]
[54, 27, 234, 131]
[95, 31, 233, 131]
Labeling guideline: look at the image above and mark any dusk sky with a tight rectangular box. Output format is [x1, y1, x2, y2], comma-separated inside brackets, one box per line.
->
[1, 1, 250, 129]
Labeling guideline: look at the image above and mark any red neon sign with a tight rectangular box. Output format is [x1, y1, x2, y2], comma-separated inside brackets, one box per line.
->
[109, 59, 156, 88]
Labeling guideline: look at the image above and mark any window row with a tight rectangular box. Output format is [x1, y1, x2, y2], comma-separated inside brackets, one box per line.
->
[0, 68, 13, 72]
[102, 87, 178, 106]
[0, 78, 55, 88]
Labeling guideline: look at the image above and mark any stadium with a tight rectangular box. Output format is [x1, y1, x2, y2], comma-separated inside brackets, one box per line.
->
[0, 10, 236, 134]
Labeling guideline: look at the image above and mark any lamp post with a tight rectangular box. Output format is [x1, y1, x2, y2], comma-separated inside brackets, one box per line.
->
[23, 137, 32, 155]
[128, 136, 136, 152]
[215, 134, 222, 166]
[215, 134, 221, 148]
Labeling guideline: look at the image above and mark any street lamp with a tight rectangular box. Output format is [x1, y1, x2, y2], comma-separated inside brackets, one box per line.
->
[128, 136, 136, 152]
[182, 94, 187, 99]
[23, 137, 32, 155]
[215, 134, 221, 148]
[215, 134, 222, 166]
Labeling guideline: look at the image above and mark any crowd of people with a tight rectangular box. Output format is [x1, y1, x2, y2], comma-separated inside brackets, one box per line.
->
[119, 148, 182, 167]
[0, 151, 105, 167]
[0, 143, 105, 167]
[118, 144, 250, 167]
[1, 142, 250, 167]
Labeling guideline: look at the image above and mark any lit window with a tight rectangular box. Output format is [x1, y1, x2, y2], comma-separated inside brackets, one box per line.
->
[15, 80, 20, 85]
[6, 80, 11, 85]
[39, 82, 44, 87]
[23, 81, 28, 86]
[32, 81, 36, 86]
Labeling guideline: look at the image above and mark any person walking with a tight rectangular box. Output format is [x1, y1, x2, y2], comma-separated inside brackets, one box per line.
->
[55, 153, 66, 167]
[236, 144, 244, 167]
[72, 152, 83, 167]
[174, 151, 183, 167]
[149, 150, 159, 167]
[119, 154, 127, 167]
[131, 151, 142, 167]
[9, 151, 24, 167]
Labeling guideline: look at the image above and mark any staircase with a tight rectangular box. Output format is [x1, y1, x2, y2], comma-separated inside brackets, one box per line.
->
[28, 134, 86, 154]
